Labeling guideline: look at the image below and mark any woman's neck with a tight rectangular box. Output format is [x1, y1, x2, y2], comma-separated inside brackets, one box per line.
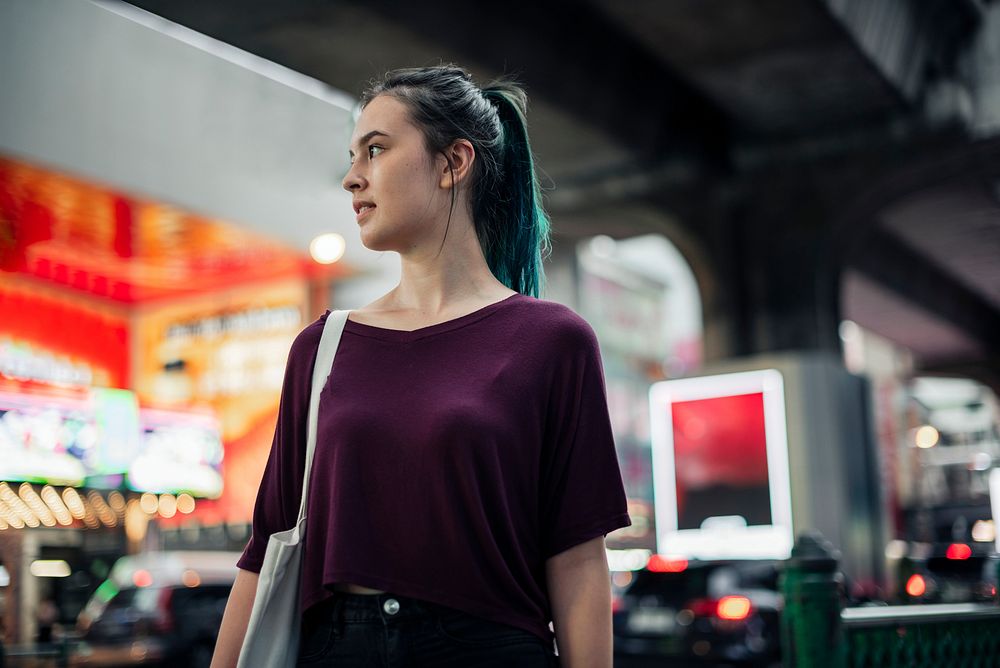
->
[389, 215, 511, 313]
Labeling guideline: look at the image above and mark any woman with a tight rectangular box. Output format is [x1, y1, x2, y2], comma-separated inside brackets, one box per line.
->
[211, 64, 631, 668]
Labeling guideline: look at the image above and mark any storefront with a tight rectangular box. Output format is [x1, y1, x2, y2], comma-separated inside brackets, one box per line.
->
[0, 153, 350, 642]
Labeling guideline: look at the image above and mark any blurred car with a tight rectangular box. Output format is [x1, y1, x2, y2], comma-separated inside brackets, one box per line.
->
[896, 542, 998, 604]
[72, 551, 239, 667]
[613, 557, 782, 668]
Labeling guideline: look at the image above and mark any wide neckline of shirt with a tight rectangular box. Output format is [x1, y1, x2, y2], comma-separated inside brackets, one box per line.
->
[336, 292, 526, 342]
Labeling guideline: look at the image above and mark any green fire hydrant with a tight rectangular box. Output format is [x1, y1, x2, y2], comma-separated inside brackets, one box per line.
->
[780, 531, 846, 668]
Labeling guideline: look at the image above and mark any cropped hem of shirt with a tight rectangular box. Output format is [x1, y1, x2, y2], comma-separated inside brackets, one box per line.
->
[543, 512, 633, 560]
[238, 293, 632, 648]
[304, 571, 557, 644]
[235, 552, 263, 574]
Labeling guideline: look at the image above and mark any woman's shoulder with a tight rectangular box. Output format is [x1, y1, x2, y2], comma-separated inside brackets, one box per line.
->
[512, 296, 599, 350]
[286, 310, 331, 363]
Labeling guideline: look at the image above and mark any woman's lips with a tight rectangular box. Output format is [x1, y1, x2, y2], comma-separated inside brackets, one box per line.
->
[356, 205, 375, 222]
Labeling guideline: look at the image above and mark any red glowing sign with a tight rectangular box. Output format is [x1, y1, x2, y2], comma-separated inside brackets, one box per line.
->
[671, 392, 772, 530]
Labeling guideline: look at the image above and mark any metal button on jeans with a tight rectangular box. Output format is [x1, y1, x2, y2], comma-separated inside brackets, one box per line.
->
[383, 598, 400, 615]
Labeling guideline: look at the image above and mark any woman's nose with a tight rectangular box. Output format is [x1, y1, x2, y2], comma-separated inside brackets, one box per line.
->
[342, 163, 366, 192]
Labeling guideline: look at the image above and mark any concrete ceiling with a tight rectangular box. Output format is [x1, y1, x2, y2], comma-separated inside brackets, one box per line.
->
[586, 0, 902, 136]
[881, 179, 1000, 310]
[842, 270, 986, 364]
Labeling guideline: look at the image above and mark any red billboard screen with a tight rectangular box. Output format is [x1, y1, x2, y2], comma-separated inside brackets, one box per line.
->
[671, 392, 772, 530]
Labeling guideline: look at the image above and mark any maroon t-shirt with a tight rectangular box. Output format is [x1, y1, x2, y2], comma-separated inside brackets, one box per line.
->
[237, 292, 631, 643]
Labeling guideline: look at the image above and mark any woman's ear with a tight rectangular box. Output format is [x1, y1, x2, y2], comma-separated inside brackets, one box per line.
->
[439, 139, 476, 190]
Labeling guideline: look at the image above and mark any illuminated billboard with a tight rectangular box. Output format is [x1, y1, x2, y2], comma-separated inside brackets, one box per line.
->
[0, 388, 140, 487]
[128, 408, 224, 498]
[0, 386, 223, 497]
[649, 369, 793, 560]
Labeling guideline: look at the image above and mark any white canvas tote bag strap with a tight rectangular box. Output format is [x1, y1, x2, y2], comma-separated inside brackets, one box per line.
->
[298, 309, 351, 522]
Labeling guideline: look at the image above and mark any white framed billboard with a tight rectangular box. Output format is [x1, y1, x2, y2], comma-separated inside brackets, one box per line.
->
[648, 369, 793, 560]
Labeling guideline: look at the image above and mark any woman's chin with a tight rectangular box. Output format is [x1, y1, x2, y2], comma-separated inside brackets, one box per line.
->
[358, 230, 396, 253]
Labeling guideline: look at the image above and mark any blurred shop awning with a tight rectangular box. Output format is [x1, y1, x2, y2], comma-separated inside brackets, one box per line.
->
[0, 0, 376, 273]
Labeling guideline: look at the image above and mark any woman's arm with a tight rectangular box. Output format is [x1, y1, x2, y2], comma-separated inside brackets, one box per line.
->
[210, 568, 259, 668]
[545, 536, 613, 668]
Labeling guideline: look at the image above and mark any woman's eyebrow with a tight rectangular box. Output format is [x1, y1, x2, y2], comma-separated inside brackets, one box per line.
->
[348, 130, 390, 156]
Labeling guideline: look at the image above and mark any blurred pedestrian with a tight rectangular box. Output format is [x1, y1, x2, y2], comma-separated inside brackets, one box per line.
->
[36, 598, 57, 644]
[212, 64, 630, 668]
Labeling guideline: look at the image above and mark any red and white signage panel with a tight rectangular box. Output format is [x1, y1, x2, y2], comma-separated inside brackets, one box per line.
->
[649, 369, 793, 560]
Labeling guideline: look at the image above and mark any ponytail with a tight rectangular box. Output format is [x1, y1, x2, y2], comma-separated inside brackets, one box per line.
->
[478, 85, 551, 298]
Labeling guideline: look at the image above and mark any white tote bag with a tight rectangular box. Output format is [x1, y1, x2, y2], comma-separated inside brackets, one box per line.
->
[237, 309, 350, 668]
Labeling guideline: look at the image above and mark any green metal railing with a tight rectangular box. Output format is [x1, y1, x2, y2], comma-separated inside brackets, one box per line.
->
[781, 532, 1000, 668]
[841, 603, 1000, 667]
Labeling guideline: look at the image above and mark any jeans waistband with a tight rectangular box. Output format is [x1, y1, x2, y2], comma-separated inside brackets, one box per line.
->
[313, 590, 453, 624]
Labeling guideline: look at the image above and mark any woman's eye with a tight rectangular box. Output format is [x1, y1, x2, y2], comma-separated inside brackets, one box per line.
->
[368, 145, 384, 158]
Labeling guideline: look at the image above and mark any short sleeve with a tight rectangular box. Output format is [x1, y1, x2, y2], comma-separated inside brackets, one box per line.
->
[236, 312, 325, 573]
[539, 316, 631, 559]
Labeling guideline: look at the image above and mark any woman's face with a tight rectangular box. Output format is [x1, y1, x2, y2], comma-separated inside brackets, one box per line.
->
[342, 94, 449, 252]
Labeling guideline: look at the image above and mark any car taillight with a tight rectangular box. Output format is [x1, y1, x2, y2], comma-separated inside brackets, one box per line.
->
[153, 587, 175, 633]
[945, 543, 972, 560]
[717, 596, 752, 621]
[646, 554, 688, 572]
[905, 573, 926, 597]
[611, 594, 625, 613]
[684, 596, 753, 621]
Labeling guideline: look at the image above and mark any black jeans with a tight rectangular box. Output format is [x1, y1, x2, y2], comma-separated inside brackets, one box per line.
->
[297, 590, 560, 667]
